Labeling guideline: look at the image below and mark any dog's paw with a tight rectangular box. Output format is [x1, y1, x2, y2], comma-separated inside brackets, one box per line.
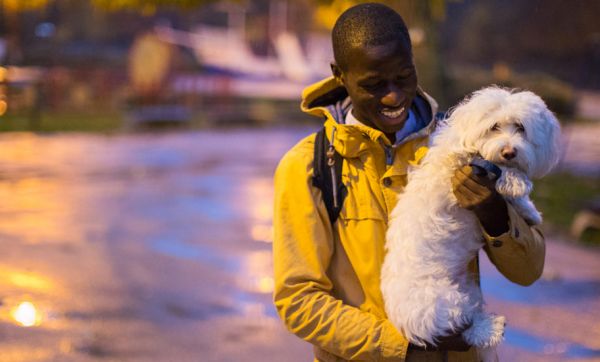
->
[496, 168, 531, 198]
[463, 314, 505, 348]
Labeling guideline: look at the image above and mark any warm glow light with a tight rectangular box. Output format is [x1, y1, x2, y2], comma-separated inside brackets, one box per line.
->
[0, 100, 7, 116]
[8, 272, 53, 291]
[3, 0, 49, 12]
[409, 27, 426, 46]
[314, 0, 360, 30]
[0, 153, 87, 245]
[251, 224, 273, 243]
[257, 276, 274, 293]
[0, 266, 55, 291]
[241, 251, 274, 294]
[10, 301, 42, 327]
[245, 178, 273, 223]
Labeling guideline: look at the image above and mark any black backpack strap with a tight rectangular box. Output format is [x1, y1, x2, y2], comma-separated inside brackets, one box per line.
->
[312, 127, 347, 225]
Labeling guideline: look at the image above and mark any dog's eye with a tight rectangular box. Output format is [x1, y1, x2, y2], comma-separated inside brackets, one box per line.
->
[490, 123, 500, 131]
[516, 123, 525, 133]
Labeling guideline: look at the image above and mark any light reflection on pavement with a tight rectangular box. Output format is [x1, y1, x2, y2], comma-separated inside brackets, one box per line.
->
[0, 128, 315, 362]
[0, 126, 598, 361]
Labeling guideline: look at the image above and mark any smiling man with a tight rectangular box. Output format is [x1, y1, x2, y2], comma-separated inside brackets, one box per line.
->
[273, 3, 545, 362]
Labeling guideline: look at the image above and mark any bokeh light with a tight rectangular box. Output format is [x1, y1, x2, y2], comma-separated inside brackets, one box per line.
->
[10, 301, 43, 327]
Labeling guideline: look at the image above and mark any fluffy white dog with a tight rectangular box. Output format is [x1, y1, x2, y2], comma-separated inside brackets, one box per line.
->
[381, 86, 561, 361]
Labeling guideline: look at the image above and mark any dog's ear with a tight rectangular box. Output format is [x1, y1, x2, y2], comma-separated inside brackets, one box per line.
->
[515, 91, 562, 178]
[530, 107, 561, 178]
[447, 87, 510, 152]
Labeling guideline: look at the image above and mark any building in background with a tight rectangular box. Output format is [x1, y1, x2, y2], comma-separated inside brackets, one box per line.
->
[0, 0, 597, 126]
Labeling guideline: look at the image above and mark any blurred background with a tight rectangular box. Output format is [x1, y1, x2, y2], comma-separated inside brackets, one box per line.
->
[0, 0, 598, 361]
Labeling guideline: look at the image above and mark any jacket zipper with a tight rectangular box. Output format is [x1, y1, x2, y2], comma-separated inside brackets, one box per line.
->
[384, 144, 394, 165]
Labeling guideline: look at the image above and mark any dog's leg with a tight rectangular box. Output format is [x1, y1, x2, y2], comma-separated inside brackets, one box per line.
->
[509, 196, 542, 225]
[386, 278, 452, 347]
[496, 167, 542, 224]
[463, 311, 505, 349]
[384, 271, 474, 347]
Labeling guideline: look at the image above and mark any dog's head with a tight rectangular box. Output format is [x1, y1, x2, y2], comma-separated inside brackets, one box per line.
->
[447, 86, 561, 178]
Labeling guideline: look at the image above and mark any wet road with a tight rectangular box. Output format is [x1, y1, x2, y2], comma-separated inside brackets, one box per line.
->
[0, 125, 598, 362]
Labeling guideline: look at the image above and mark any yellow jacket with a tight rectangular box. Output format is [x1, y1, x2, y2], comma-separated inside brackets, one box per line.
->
[273, 77, 545, 362]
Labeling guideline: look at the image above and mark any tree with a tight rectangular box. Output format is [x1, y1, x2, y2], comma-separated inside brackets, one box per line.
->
[90, 0, 224, 14]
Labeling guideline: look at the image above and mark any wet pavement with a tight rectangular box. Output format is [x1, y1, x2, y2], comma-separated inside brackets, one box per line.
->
[0, 125, 598, 362]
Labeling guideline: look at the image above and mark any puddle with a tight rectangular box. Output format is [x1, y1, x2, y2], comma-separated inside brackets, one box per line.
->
[481, 274, 600, 305]
[505, 327, 600, 358]
[162, 301, 235, 321]
[150, 236, 238, 271]
[150, 236, 277, 321]
[178, 197, 235, 221]
[231, 290, 279, 319]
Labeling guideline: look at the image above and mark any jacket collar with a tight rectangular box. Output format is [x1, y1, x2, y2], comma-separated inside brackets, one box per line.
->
[301, 76, 439, 158]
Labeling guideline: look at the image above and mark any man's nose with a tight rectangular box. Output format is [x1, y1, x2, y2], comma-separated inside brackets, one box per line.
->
[381, 86, 403, 108]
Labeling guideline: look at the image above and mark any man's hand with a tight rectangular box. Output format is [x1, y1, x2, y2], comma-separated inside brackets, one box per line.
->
[408, 331, 471, 352]
[452, 165, 509, 236]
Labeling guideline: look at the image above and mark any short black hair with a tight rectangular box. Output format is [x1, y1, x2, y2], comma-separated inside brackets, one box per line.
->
[332, 3, 411, 70]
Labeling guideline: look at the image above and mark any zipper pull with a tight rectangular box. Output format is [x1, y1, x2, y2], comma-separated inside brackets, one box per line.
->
[328, 128, 339, 208]
[384, 145, 394, 165]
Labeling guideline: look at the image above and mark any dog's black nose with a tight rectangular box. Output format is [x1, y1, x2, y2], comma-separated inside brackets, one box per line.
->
[501, 147, 517, 160]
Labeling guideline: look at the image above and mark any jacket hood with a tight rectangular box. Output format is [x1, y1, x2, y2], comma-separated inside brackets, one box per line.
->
[300, 76, 440, 158]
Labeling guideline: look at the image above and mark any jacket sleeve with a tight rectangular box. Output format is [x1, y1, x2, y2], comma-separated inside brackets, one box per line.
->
[482, 203, 545, 286]
[272, 142, 408, 362]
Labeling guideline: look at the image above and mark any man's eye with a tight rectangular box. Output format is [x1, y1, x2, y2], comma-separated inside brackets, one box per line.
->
[395, 73, 413, 82]
[360, 80, 385, 91]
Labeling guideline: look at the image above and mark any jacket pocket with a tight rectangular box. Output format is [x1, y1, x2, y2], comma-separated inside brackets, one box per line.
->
[339, 174, 386, 222]
[335, 154, 387, 223]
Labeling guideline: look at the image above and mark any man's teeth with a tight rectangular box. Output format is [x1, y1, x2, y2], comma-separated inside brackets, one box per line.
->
[381, 107, 405, 118]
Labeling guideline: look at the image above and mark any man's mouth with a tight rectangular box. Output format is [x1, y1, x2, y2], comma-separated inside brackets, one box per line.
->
[380, 107, 405, 119]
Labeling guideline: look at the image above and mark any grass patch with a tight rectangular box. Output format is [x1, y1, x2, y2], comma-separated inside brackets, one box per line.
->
[0, 112, 124, 132]
[532, 172, 600, 244]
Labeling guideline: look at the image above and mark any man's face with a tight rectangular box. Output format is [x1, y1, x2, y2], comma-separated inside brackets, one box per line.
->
[333, 39, 418, 135]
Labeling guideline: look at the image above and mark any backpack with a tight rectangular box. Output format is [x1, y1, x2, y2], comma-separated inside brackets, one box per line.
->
[312, 127, 347, 225]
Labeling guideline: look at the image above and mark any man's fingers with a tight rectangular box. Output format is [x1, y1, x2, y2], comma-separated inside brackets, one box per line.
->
[451, 166, 473, 190]
[453, 165, 496, 192]
[453, 166, 472, 183]
[454, 184, 480, 209]
[459, 175, 493, 196]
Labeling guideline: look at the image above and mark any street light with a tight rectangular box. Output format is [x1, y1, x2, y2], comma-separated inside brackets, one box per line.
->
[0, 66, 7, 116]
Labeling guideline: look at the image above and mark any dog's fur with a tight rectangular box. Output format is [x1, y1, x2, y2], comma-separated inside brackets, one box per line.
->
[381, 87, 561, 361]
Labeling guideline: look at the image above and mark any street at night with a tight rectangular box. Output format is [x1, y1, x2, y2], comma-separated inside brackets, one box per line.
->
[0, 125, 598, 361]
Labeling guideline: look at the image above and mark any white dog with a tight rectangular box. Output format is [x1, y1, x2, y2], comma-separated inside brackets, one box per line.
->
[381, 86, 561, 361]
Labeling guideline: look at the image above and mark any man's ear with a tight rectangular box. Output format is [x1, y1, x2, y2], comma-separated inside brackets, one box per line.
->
[330, 62, 344, 85]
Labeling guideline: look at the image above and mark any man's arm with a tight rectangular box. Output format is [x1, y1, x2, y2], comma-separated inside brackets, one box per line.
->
[452, 165, 545, 286]
[273, 141, 408, 362]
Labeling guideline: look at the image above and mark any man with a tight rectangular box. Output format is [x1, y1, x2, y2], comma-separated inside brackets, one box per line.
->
[273, 3, 544, 361]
